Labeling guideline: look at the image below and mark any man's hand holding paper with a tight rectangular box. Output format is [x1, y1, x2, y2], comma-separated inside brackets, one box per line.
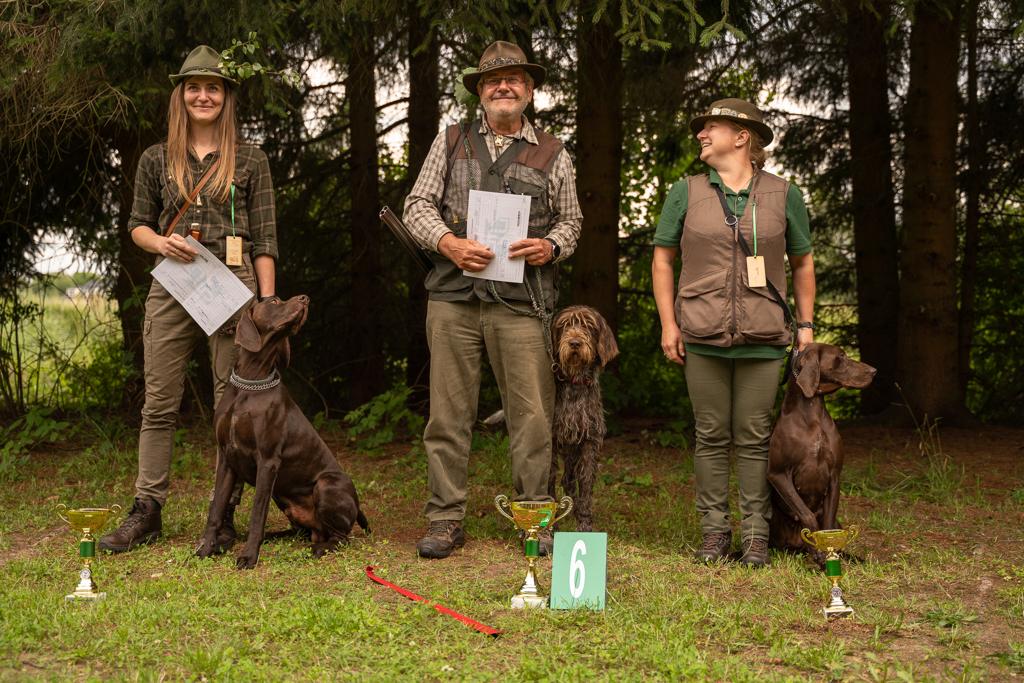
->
[463, 189, 532, 283]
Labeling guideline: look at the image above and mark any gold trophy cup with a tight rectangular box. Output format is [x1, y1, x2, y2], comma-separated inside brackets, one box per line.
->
[56, 504, 121, 601]
[802, 526, 859, 619]
[495, 495, 573, 609]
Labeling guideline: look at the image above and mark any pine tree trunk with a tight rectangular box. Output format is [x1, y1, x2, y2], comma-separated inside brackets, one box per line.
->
[348, 20, 385, 406]
[958, 0, 982, 403]
[571, 3, 623, 330]
[898, 0, 964, 421]
[405, 2, 439, 409]
[844, 0, 900, 413]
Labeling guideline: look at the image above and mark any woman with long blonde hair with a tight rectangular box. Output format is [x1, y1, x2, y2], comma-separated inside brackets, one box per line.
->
[651, 98, 816, 567]
[101, 45, 279, 553]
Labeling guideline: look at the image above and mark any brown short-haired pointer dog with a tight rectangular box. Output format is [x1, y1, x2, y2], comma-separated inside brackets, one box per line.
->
[196, 295, 368, 569]
[767, 343, 875, 559]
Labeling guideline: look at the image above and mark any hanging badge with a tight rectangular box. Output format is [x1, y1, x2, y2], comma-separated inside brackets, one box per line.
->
[746, 255, 767, 288]
[226, 236, 243, 266]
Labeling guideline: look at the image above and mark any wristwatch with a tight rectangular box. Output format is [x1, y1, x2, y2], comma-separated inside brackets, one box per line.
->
[795, 321, 816, 330]
[545, 238, 561, 260]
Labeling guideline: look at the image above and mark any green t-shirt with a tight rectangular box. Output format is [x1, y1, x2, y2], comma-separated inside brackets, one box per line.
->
[653, 170, 813, 360]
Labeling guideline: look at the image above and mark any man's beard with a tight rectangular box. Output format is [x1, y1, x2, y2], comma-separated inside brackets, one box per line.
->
[481, 96, 528, 125]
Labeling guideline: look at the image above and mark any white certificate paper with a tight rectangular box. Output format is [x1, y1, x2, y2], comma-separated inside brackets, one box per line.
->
[151, 237, 253, 336]
[464, 189, 532, 284]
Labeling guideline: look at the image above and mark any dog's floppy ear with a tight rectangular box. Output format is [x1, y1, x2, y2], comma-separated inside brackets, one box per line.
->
[550, 309, 567, 349]
[235, 307, 263, 352]
[795, 346, 820, 398]
[594, 313, 619, 368]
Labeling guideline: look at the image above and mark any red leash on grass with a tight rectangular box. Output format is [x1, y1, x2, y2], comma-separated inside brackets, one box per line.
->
[365, 565, 502, 637]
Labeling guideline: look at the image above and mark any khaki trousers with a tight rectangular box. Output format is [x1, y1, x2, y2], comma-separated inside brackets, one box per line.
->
[135, 261, 256, 505]
[423, 300, 555, 521]
[684, 352, 783, 541]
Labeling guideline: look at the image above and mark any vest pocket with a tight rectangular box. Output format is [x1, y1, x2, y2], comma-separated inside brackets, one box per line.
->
[740, 283, 789, 343]
[505, 177, 548, 231]
[675, 268, 728, 339]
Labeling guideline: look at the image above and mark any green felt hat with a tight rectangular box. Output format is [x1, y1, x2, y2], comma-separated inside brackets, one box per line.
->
[689, 98, 774, 145]
[169, 45, 237, 86]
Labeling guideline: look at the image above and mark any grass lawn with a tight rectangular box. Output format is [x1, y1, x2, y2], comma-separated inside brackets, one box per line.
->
[1, 419, 1022, 681]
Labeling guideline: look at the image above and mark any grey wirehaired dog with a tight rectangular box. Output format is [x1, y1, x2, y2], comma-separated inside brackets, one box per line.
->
[548, 305, 619, 532]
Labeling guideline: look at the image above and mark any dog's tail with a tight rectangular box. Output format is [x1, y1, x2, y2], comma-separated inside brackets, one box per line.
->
[357, 509, 370, 535]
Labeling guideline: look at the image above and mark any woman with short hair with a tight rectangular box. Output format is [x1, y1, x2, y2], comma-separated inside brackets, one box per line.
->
[651, 98, 816, 567]
[101, 45, 278, 552]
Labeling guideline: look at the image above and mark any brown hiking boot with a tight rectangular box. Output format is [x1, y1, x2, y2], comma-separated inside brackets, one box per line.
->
[740, 537, 770, 567]
[98, 497, 162, 553]
[416, 520, 465, 559]
[695, 531, 732, 563]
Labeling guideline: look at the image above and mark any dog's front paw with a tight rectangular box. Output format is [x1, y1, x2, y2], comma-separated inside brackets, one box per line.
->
[312, 536, 347, 558]
[195, 538, 217, 559]
[235, 552, 259, 570]
[214, 526, 237, 551]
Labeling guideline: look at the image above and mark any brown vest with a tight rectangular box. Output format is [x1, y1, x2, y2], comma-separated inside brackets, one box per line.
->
[424, 120, 563, 310]
[674, 171, 792, 347]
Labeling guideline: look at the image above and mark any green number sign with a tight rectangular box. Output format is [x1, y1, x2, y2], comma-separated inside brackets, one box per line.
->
[550, 532, 607, 610]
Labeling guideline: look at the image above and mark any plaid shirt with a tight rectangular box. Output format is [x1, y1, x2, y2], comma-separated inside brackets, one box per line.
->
[128, 142, 278, 261]
[404, 116, 583, 262]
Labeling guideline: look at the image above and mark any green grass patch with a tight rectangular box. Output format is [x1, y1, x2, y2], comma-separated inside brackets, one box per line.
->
[0, 422, 1020, 680]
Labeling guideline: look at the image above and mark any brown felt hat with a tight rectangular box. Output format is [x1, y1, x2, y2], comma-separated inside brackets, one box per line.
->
[169, 45, 237, 86]
[462, 41, 546, 92]
[689, 98, 773, 145]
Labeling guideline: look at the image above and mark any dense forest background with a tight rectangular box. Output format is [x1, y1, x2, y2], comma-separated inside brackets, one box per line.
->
[2, 0, 1022, 429]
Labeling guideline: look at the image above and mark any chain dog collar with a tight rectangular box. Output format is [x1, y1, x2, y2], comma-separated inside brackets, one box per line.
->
[229, 369, 281, 391]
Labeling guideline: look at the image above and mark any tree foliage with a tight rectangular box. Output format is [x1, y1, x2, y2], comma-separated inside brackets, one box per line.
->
[2, 0, 1022, 424]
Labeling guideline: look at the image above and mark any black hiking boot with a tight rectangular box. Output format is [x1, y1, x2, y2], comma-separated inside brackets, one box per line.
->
[416, 520, 465, 559]
[98, 497, 162, 553]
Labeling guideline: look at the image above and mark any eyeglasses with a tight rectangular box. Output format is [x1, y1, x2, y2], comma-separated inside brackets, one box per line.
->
[482, 75, 525, 88]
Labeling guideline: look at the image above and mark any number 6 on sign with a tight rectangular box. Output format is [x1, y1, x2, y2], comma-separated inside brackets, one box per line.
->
[550, 532, 607, 610]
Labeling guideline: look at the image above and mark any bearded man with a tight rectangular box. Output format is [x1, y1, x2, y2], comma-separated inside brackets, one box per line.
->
[404, 41, 583, 559]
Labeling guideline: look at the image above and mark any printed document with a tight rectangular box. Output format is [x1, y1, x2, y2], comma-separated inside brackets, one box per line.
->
[151, 236, 253, 336]
[464, 189, 532, 284]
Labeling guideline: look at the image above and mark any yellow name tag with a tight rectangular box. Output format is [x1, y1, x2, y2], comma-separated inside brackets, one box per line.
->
[746, 255, 767, 288]
[226, 236, 243, 266]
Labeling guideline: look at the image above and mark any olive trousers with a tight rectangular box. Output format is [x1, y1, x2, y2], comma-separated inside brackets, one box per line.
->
[684, 352, 783, 542]
[423, 299, 555, 522]
[135, 261, 256, 505]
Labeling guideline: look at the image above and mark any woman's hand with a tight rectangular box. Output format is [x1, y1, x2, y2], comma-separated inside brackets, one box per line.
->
[796, 326, 814, 351]
[661, 324, 686, 365]
[158, 233, 198, 263]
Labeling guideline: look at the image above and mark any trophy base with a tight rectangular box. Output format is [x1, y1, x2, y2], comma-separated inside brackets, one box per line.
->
[822, 584, 854, 619]
[66, 591, 106, 601]
[510, 594, 548, 609]
[823, 604, 854, 619]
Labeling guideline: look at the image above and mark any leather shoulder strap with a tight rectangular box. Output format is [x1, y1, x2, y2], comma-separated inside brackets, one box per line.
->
[165, 157, 222, 236]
